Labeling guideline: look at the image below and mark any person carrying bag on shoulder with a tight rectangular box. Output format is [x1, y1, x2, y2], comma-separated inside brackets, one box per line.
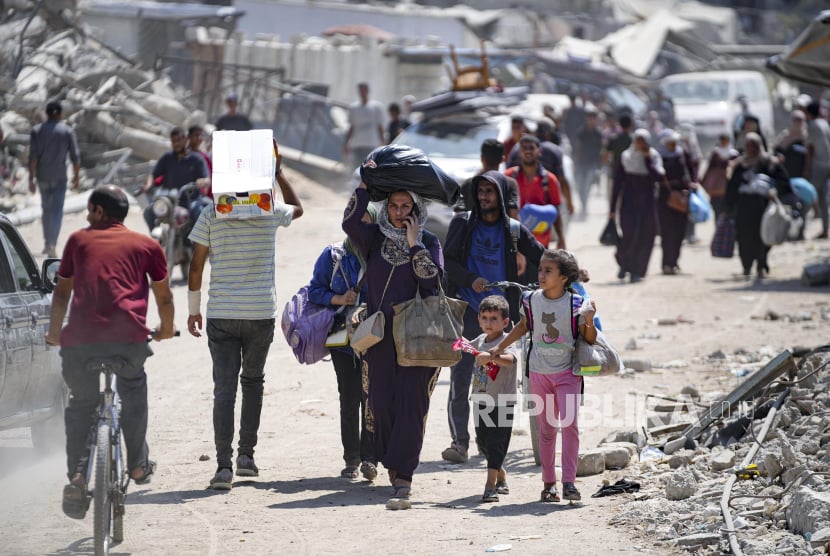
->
[307, 205, 378, 482]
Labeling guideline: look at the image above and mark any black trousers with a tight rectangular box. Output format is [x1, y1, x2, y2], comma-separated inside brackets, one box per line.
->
[473, 403, 515, 471]
[61, 342, 153, 478]
[330, 349, 374, 465]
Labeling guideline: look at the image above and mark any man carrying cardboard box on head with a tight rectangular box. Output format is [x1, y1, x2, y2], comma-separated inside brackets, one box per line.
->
[186, 132, 304, 490]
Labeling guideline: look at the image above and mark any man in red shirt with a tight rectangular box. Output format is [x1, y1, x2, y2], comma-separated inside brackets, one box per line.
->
[506, 135, 567, 249]
[46, 185, 176, 519]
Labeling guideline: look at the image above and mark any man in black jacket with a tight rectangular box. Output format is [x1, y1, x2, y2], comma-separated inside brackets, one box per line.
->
[441, 170, 545, 463]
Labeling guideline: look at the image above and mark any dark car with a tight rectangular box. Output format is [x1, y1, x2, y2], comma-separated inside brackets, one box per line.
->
[0, 214, 63, 451]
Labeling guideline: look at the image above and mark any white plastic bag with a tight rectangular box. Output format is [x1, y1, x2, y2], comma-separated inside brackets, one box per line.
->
[760, 198, 791, 247]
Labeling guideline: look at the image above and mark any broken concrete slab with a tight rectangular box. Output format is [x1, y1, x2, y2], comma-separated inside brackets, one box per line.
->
[599, 445, 632, 469]
[674, 532, 720, 547]
[787, 486, 830, 535]
[709, 448, 736, 472]
[576, 448, 606, 476]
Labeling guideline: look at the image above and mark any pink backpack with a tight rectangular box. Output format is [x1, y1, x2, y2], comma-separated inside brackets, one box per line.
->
[281, 286, 335, 365]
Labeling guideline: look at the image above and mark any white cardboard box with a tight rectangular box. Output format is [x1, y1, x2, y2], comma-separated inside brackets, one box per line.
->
[211, 129, 276, 219]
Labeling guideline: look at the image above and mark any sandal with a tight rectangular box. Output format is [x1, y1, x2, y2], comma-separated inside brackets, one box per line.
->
[132, 460, 156, 485]
[481, 489, 499, 503]
[340, 465, 359, 479]
[540, 486, 560, 503]
[360, 461, 377, 481]
[495, 481, 509, 495]
[62, 475, 90, 519]
[386, 485, 412, 510]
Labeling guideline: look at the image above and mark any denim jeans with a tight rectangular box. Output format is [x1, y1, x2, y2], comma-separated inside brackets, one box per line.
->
[38, 178, 67, 248]
[446, 306, 483, 450]
[206, 318, 275, 469]
[61, 342, 153, 478]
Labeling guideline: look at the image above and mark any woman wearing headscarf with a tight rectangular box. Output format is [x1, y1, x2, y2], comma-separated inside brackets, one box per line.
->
[679, 122, 703, 244]
[308, 205, 377, 481]
[609, 129, 664, 283]
[773, 109, 808, 179]
[726, 132, 793, 279]
[342, 182, 443, 510]
[701, 133, 739, 219]
[735, 114, 768, 154]
[657, 130, 694, 275]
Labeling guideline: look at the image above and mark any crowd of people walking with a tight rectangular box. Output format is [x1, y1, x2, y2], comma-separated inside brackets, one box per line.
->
[34, 78, 830, 518]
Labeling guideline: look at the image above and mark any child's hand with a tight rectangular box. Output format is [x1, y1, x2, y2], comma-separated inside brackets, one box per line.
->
[475, 351, 492, 366]
[583, 300, 597, 322]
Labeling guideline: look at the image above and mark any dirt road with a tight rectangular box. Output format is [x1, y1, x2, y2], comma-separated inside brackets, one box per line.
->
[2, 171, 828, 555]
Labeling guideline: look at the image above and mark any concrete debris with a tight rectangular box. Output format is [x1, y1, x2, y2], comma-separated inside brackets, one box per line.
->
[576, 448, 606, 477]
[599, 445, 632, 470]
[602, 351, 830, 555]
[709, 447, 736, 472]
[0, 4, 203, 210]
[808, 527, 830, 549]
[622, 358, 652, 372]
[673, 532, 719, 547]
[668, 449, 694, 469]
[787, 487, 830, 535]
[665, 469, 697, 500]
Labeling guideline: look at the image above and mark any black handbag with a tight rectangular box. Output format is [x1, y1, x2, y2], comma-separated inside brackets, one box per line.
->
[599, 220, 621, 247]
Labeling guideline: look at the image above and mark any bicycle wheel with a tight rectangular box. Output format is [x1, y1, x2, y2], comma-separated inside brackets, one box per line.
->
[94, 422, 113, 556]
[112, 429, 124, 544]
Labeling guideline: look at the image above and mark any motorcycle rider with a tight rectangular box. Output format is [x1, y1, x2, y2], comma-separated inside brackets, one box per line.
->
[141, 127, 209, 232]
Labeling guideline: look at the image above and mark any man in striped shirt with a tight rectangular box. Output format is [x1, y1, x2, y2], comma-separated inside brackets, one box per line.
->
[186, 153, 303, 490]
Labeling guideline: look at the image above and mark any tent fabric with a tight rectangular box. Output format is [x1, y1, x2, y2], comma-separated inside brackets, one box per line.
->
[767, 11, 830, 87]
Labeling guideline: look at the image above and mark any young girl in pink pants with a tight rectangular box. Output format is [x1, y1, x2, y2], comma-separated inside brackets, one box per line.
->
[493, 249, 597, 502]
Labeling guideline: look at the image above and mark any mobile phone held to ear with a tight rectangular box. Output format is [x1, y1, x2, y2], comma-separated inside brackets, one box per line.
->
[411, 203, 420, 218]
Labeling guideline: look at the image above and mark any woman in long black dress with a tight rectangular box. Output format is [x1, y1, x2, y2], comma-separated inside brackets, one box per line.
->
[609, 129, 664, 283]
[726, 133, 793, 279]
[657, 131, 694, 275]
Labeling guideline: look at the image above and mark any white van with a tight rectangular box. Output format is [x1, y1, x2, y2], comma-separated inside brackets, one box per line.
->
[661, 70, 774, 150]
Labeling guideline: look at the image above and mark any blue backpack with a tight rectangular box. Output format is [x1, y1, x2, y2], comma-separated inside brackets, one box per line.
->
[281, 285, 335, 365]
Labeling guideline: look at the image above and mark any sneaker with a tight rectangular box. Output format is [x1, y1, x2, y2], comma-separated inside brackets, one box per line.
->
[236, 455, 259, 477]
[440, 443, 468, 463]
[495, 480, 509, 495]
[562, 481, 582, 501]
[360, 461, 378, 481]
[210, 468, 233, 490]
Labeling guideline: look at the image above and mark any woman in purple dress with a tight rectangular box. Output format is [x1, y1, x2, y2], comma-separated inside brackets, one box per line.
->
[609, 129, 664, 283]
[342, 182, 443, 510]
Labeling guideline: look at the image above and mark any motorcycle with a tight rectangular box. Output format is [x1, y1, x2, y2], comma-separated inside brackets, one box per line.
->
[148, 182, 206, 281]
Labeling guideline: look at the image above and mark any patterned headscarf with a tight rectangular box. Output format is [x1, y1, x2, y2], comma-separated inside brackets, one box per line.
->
[377, 190, 429, 250]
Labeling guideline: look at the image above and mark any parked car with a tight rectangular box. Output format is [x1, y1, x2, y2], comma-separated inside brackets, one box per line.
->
[393, 107, 575, 242]
[0, 214, 63, 451]
[661, 70, 774, 152]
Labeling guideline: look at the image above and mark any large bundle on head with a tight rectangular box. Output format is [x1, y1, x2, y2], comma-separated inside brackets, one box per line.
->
[359, 144, 459, 205]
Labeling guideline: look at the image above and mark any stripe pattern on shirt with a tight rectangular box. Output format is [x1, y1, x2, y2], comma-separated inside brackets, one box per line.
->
[189, 204, 293, 319]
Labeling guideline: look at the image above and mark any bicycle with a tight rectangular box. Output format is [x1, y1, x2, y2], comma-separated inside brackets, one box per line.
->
[81, 333, 178, 556]
[484, 281, 542, 465]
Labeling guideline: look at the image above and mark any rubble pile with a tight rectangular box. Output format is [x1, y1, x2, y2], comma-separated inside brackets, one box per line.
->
[598, 349, 830, 554]
[0, 3, 204, 211]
